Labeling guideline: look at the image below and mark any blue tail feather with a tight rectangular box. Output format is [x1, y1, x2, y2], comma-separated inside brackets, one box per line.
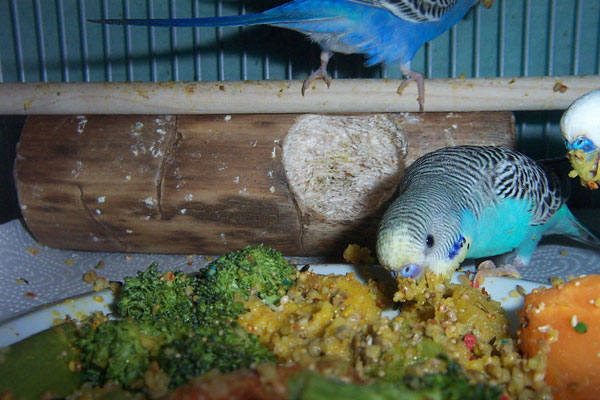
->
[88, 7, 334, 28]
[551, 206, 600, 248]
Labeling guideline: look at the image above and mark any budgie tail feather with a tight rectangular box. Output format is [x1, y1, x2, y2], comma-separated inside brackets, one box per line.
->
[88, 5, 336, 28]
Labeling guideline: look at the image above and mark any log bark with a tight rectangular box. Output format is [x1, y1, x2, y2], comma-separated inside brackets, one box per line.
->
[14, 112, 515, 255]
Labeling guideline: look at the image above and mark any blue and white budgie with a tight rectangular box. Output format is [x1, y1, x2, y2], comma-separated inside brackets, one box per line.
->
[90, 0, 487, 111]
[561, 89, 600, 190]
[376, 145, 598, 279]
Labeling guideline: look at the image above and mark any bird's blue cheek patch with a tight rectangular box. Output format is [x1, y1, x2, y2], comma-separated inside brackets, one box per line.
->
[566, 137, 597, 153]
[448, 234, 466, 260]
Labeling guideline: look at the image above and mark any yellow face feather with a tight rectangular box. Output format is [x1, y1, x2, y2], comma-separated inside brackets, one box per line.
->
[376, 225, 471, 277]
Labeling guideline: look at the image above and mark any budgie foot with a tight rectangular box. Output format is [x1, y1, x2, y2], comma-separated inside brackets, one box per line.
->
[398, 67, 425, 112]
[301, 51, 333, 96]
[472, 260, 523, 287]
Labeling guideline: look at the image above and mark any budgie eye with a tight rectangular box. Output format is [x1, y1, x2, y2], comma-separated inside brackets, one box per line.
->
[425, 234, 435, 248]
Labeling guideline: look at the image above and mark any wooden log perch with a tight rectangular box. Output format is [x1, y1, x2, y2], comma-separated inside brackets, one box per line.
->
[0, 75, 598, 115]
[15, 112, 515, 255]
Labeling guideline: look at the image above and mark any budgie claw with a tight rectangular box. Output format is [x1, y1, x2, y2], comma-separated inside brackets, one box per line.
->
[472, 260, 522, 287]
[301, 51, 333, 96]
[398, 67, 425, 112]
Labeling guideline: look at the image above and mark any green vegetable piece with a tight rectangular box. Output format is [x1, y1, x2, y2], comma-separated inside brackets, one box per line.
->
[0, 323, 82, 400]
[574, 321, 588, 333]
[368, 335, 445, 381]
[159, 323, 274, 387]
[196, 244, 297, 321]
[288, 361, 502, 400]
[75, 245, 292, 391]
[117, 263, 198, 324]
[288, 371, 431, 400]
[77, 318, 188, 388]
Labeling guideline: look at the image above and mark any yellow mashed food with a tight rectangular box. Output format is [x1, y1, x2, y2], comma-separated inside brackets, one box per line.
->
[239, 270, 551, 399]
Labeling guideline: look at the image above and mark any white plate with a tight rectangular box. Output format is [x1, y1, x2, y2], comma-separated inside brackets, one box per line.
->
[0, 264, 547, 347]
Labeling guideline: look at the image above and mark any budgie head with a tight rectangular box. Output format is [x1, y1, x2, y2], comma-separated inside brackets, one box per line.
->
[560, 89, 600, 190]
[376, 191, 470, 279]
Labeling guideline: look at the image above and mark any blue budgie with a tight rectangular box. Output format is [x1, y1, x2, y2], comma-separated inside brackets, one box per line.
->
[90, 0, 486, 111]
[376, 145, 598, 279]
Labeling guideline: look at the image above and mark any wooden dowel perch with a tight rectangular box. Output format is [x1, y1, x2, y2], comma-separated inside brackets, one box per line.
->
[1, 75, 598, 115]
[15, 112, 515, 255]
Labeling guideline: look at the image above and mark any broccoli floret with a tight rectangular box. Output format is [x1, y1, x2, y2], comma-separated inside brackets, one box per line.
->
[117, 263, 199, 324]
[159, 323, 274, 387]
[76, 245, 295, 391]
[196, 244, 297, 321]
[77, 318, 189, 388]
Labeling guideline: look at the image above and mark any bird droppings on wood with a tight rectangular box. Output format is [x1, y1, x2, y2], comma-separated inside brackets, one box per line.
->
[143, 197, 157, 208]
[396, 113, 423, 125]
[71, 161, 83, 178]
[443, 126, 458, 146]
[75, 115, 87, 135]
[283, 114, 406, 221]
[445, 112, 461, 119]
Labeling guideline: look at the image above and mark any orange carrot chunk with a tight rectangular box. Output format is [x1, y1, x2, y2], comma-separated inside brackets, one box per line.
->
[519, 274, 600, 400]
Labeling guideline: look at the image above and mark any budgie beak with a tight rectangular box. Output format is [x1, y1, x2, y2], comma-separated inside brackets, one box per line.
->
[388, 263, 424, 280]
[565, 137, 600, 190]
[399, 264, 423, 279]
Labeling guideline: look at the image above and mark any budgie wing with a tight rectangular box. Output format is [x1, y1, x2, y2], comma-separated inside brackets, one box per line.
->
[349, 0, 460, 22]
[490, 148, 566, 226]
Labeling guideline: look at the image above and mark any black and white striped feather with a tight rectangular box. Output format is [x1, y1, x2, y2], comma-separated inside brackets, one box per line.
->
[392, 145, 566, 227]
[349, 0, 459, 22]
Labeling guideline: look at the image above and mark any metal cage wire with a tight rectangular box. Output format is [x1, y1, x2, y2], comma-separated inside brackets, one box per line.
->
[1, 0, 600, 157]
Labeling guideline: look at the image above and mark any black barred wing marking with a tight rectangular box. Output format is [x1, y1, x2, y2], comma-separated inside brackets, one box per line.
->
[393, 146, 566, 230]
[349, 0, 458, 22]
[490, 148, 565, 225]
